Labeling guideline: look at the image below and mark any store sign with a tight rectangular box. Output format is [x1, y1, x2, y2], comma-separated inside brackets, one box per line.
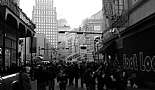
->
[123, 52, 155, 72]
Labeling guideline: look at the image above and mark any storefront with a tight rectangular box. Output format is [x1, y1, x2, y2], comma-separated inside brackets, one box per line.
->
[0, 1, 35, 75]
[115, 12, 155, 87]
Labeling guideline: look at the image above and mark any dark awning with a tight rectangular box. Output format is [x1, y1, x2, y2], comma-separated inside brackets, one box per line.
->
[96, 41, 114, 54]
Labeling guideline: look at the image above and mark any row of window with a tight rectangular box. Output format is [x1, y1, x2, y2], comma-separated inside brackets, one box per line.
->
[46, 37, 57, 39]
[36, 28, 58, 31]
[36, 25, 57, 28]
[34, 20, 56, 24]
[34, 9, 55, 15]
[34, 15, 55, 18]
[36, 31, 57, 34]
[36, 23, 57, 25]
[36, 27, 57, 30]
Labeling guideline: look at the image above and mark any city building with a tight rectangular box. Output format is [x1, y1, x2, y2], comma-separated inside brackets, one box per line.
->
[57, 19, 71, 61]
[32, 0, 58, 48]
[65, 32, 79, 61]
[63, 28, 85, 62]
[35, 33, 51, 60]
[0, 0, 35, 74]
[58, 18, 70, 43]
[99, 0, 155, 88]
[81, 10, 105, 62]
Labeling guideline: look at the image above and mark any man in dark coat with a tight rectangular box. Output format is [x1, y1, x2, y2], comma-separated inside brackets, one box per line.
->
[57, 69, 68, 90]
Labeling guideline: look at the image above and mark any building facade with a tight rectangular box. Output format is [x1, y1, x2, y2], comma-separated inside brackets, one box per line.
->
[0, 0, 35, 75]
[99, 0, 155, 88]
[57, 19, 71, 61]
[32, 0, 58, 48]
[81, 10, 105, 62]
[35, 33, 51, 60]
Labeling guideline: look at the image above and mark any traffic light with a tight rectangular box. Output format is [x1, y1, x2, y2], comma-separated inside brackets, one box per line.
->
[58, 31, 66, 33]
[77, 32, 83, 34]
[80, 46, 86, 49]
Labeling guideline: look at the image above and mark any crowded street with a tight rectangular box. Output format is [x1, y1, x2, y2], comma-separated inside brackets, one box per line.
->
[29, 61, 152, 90]
[1, 0, 155, 90]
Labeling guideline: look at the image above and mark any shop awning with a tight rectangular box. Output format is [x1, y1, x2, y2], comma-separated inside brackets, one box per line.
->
[96, 41, 114, 54]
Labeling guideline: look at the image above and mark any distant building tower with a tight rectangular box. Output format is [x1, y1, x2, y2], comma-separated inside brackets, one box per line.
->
[32, 0, 58, 48]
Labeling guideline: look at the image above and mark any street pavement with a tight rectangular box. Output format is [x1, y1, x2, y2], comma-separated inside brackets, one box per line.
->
[31, 79, 153, 90]
[54, 79, 86, 90]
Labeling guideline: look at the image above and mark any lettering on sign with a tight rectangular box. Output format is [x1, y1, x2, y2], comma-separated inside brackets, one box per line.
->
[123, 52, 155, 72]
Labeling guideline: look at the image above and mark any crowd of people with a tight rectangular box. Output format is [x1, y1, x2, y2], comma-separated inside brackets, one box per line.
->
[18, 60, 139, 90]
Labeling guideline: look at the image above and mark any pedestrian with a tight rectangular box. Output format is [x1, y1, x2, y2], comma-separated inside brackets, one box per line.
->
[96, 65, 105, 90]
[47, 64, 57, 90]
[84, 67, 95, 90]
[19, 66, 31, 90]
[74, 63, 80, 88]
[68, 64, 74, 86]
[36, 65, 47, 90]
[57, 69, 68, 90]
[79, 62, 86, 88]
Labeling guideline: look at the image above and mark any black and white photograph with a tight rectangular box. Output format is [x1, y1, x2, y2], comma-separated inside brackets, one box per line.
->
[0, 0, 155, 90]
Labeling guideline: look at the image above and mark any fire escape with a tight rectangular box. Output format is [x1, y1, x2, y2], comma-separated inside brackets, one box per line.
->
[102, 0, 129, 43]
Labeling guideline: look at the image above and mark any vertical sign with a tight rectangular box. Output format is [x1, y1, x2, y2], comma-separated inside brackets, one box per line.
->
[103, 0, 113, 16]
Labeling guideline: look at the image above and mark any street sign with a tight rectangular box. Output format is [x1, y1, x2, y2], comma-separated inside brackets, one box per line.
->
[80, 45, 87, 54]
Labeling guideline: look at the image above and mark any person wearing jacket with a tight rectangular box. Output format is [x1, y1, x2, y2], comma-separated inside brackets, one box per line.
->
[19, 66, 31, 90]
[57, 69, 68, 90]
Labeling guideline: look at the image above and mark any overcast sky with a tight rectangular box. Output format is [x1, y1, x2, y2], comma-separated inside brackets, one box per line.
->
[20, 0, 102, 28]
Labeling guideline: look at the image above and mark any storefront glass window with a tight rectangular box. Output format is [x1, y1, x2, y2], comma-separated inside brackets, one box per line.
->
[4, 38, 17, 71]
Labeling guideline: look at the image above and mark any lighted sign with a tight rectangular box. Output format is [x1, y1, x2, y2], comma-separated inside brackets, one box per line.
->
[123, 52, 155, 72]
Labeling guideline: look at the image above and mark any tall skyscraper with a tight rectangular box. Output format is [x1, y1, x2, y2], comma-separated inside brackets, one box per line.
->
[32, 0, 58, 48]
